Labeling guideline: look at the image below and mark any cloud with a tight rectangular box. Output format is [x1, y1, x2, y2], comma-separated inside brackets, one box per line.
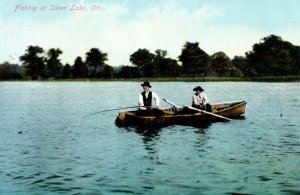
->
[1, 0, 300, 66]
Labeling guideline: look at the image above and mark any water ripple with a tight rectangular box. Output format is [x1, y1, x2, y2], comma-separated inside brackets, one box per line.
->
[1, 82, 300, 194]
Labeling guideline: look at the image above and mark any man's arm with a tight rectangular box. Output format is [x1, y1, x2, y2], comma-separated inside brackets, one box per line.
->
[203, 93, 209, 105]
[152, 92, 160, 108]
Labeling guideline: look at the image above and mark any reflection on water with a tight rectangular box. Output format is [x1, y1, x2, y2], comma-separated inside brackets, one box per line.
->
[0, 82, 300, 194]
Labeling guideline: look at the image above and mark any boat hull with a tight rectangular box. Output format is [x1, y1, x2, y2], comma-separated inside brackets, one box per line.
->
[116, 100, 247, 127]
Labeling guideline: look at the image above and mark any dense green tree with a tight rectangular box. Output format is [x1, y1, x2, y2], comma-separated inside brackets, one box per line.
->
[85, 48, 108, 75]
[210, 52, 231, 76]
[12, 34, 300, 80]
[117, 66, 131, 78]
[72, 57, 88, 78]
[46, 48, 63, 78]
[246, 35, 300, 76]
[178, 42, 210, 76]
[228, 64, 244, 77]
[143, 62, 157, 77]
[155, 49, 167, 77]
[117, 66, 141, 78]
[0, 62, 24, 80]
[130, 49, 156, 67]
[61, 63, 71, 79]
[157, 58, 181, 77]
[155, 49, 168, 59]
[19, 45, 45, 79]
[153, 49, 181, 77]
[130, 49, 156, 77]
[292, 46, 300, 75]
[231, 56, 249, 76]
[103, 65, 114, 78]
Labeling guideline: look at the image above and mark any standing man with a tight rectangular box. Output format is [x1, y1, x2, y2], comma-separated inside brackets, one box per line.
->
[192, 86, 212, 112]
[136, 81, 163, 116]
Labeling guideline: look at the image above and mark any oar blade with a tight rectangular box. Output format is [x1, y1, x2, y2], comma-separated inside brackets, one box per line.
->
[187, 106, 232, 121]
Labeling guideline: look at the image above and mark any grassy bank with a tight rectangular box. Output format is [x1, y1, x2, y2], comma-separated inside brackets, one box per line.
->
[3, 76, 300, 82]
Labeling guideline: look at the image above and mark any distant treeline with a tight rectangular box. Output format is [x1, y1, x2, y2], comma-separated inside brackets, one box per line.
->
[1, 34, 300, 80]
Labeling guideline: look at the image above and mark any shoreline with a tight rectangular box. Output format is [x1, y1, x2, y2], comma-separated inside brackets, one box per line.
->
[1, 76, 300, 82]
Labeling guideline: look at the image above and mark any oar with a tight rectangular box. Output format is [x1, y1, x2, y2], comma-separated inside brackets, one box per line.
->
[163, 98, 231, 121]
[187, 106, 232, 121]
[163, 98, 179, 107]
[82, 106, 147, 118]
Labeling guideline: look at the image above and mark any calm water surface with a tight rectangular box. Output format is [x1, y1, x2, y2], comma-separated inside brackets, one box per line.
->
[0, 82, 299, 194]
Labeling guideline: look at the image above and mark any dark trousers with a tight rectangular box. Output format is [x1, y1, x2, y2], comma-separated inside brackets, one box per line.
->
[135, 108, 164, 117]
[192, 103, 212, 112]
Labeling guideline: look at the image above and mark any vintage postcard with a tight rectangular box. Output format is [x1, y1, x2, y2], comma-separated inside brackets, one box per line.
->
[1, 0, 299, 194]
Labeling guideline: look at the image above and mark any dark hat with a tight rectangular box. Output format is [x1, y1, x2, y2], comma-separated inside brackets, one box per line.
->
[193, 86, 204, 91]
[141, 81, 151, 88]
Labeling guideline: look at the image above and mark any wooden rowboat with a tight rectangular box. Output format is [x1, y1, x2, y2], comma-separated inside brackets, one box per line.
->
[115, 100, 247, 127]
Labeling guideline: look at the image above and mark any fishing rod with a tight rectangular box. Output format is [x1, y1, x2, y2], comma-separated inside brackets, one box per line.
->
[82, 105, 148, 118]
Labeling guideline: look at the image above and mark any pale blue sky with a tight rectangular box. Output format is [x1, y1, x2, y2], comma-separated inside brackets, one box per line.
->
[1, 0, 300, 65]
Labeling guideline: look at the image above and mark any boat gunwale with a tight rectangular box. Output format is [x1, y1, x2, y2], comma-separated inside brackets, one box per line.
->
[120, 100, 246, 118]
[214, 100, 247, 114]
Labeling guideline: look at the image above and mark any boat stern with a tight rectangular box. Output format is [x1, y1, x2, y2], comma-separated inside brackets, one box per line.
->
[115, 112, 126, 126]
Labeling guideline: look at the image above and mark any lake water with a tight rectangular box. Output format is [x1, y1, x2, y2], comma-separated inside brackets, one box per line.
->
[0, 82, 299, 194]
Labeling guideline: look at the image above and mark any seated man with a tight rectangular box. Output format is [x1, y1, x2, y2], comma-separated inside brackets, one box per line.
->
[136, 81, 164, 117]
[192, 86, 212, 112]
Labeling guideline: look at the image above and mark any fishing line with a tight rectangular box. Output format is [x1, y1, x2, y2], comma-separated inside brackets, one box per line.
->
[121, 82, 124, 106]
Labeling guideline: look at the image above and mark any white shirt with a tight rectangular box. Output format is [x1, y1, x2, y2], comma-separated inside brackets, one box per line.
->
[192, 92, 209, 107]
[138, 91, 160, 110]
